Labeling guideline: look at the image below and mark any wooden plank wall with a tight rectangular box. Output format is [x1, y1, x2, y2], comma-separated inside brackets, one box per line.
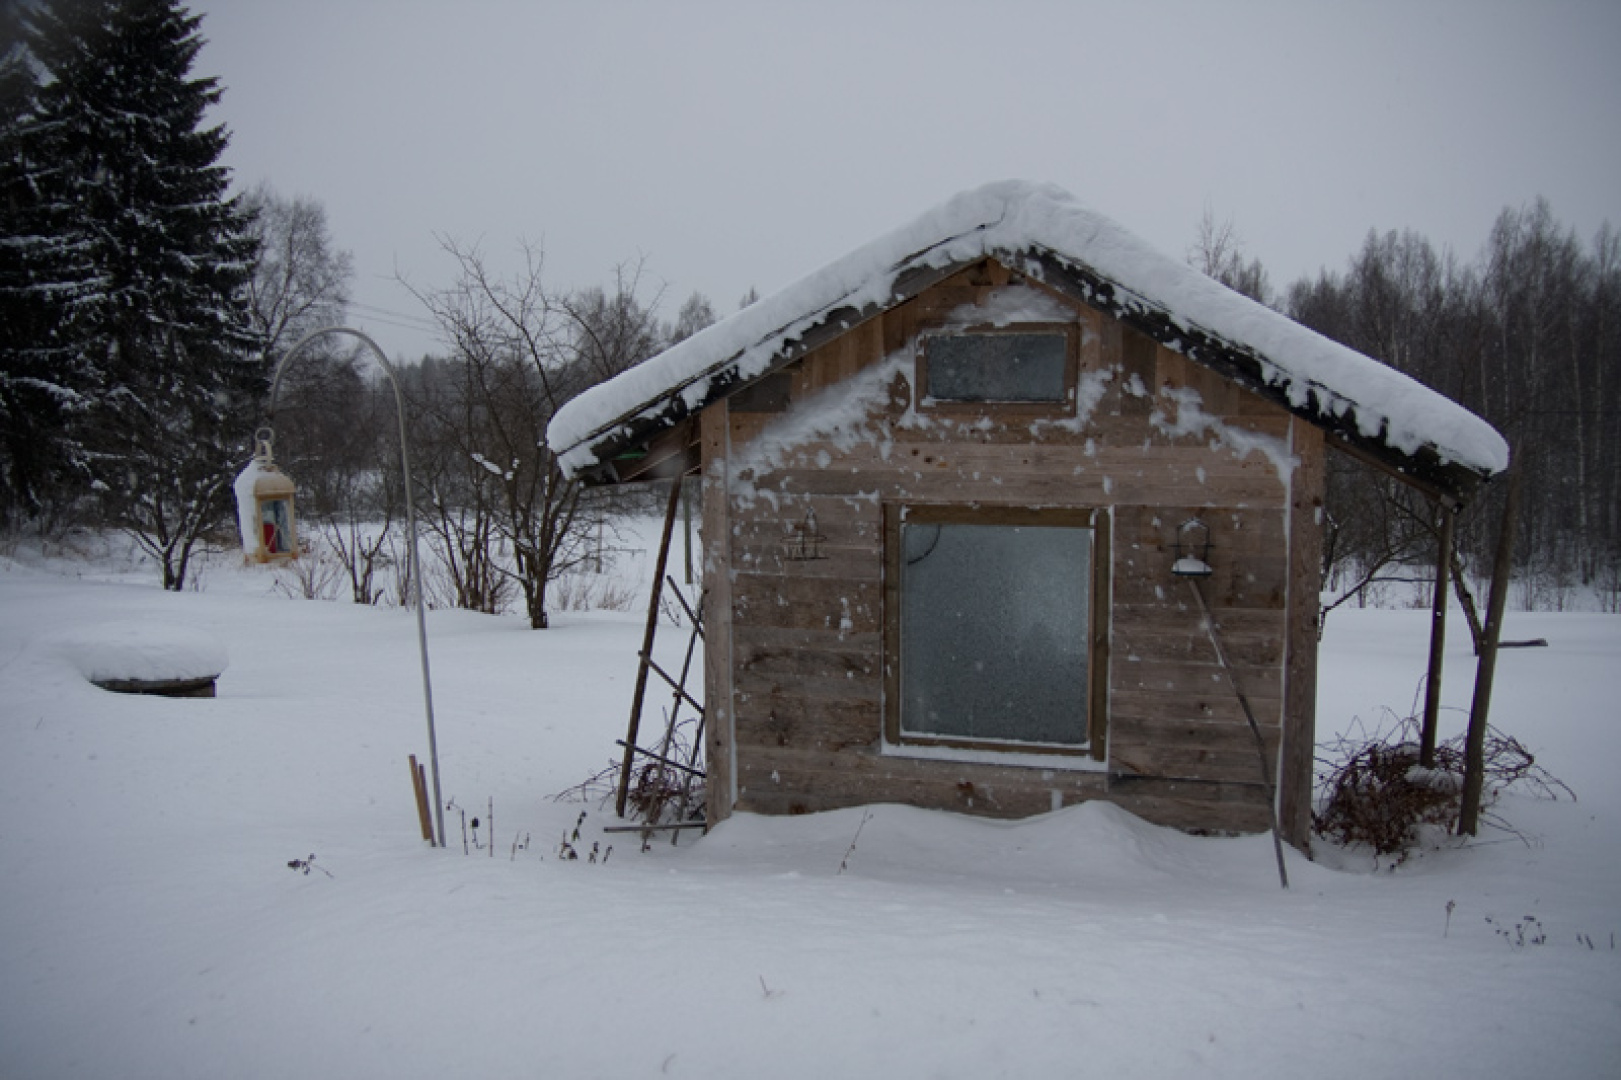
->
[701, 259, 1311, 836]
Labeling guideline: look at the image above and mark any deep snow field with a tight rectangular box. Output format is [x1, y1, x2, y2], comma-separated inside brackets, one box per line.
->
[1, 524, 1618, 1079]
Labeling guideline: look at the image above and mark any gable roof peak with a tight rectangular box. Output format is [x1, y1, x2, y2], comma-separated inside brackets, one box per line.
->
[549, 181, 1507, 500]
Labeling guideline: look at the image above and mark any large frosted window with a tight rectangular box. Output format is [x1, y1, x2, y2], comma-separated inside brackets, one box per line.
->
[897, 519, 1092, 748]
[923, 331, 1070, 403]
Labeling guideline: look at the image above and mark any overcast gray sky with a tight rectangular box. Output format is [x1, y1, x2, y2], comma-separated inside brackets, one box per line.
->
[194, 0, 1621, 363]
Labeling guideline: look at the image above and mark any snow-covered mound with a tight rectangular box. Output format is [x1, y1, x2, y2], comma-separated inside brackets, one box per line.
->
[55, 620, 228, 685]
[686, 800, 1289, 895]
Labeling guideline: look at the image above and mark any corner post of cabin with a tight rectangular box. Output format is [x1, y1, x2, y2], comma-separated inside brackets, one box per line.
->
[1280, 418, 1326, 850]
[1419, 501, 1455, 767]
[699, 399, 735, 825]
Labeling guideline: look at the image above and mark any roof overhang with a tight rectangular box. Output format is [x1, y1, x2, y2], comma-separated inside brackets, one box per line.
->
[551, 183, 1505, 506]
[564, 257, 965, 487]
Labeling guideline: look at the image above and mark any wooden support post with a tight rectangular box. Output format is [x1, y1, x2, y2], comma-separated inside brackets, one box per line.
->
[1420, 504, 1454, 767]
[1280, 419, 1325, 851]
[409, 754, 432, 842]
[614, 477, 684, 818]
[1459, 465, 1521, 836]
[699, 403, 735, 826]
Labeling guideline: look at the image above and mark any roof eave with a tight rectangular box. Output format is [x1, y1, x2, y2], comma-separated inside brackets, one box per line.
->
[1012, 247, 1497, 505]
[563, 244, 1498, 506]
[561, 256, 969, 484]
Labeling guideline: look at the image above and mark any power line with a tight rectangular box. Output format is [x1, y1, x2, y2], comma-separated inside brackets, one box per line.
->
[346, 300, 440, 334]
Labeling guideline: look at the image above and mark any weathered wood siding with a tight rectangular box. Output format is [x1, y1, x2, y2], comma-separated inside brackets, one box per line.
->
[700, 259, 1315, 837]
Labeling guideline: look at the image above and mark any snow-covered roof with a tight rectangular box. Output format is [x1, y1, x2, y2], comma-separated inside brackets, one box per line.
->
[548, 181, 1508, 499]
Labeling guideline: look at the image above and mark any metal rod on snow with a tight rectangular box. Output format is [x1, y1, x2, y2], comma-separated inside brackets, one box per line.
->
[1185, 579, 1289, 890]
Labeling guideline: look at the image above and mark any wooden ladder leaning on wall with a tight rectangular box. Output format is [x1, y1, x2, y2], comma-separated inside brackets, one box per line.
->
[607, 477, 708, 845]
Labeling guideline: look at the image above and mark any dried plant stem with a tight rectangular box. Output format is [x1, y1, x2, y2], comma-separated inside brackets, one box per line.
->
[839, 810, 872, 875]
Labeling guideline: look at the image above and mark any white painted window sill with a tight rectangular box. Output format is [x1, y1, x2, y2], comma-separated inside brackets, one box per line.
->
[879, 739, 1108, 773]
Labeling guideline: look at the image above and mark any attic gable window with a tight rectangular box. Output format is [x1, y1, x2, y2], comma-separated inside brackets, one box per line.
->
[918, 323, 1078, 412]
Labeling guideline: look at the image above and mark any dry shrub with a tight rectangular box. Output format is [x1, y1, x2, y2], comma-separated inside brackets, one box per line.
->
[1314, 710, 1573, 857]
[550, 573, 641, 613]
[272, 540, 345, 601]
[549, 574, 592, 612]
[595, 579, 639, 613]
[553, 711, 705, 829]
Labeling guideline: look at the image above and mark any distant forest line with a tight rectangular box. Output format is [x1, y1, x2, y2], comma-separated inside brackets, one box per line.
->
[1195, 200, 1619, 611]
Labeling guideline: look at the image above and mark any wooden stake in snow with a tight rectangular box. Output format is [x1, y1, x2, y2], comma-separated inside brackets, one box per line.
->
[409, 755, 432, 842]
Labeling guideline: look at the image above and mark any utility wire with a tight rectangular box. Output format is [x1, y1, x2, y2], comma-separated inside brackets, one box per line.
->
[347, 300, 440, 332]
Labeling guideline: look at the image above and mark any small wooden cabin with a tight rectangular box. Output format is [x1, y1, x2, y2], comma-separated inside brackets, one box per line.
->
[549, 182, 1507, 846]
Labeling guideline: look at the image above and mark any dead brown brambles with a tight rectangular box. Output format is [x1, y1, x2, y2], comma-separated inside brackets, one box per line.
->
[1313, 710, 1572, 860]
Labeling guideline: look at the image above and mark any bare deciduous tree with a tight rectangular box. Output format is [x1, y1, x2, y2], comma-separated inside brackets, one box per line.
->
[404, 241, 661, 627]
[241, 184, 354, 358]
[665, 290, 717, 345]
[1188, 205, 1271, 306]
[1286, 199, 1621, 612]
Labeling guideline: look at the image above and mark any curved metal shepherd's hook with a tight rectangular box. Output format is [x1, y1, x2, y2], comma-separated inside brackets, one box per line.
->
[265, 327, 446, 848]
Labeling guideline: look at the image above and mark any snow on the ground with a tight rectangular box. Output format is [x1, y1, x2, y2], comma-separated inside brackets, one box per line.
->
[0, 532, 1616, 1079]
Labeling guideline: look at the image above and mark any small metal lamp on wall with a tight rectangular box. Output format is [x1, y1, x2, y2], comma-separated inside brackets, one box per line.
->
[233, 426, 299, 563]
[1170, 517, 1213, 579]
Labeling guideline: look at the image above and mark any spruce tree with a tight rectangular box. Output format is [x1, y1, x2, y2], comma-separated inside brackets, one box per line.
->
[10, 0, 259, 585]
[0, 1, 67, 524]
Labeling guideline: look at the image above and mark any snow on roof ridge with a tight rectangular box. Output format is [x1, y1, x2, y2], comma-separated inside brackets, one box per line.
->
[548, 180, 1509, 479]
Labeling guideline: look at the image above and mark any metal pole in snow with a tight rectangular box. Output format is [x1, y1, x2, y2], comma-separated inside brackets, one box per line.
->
[268, 326, 447, 848]
[1185, 579, 1289, 890]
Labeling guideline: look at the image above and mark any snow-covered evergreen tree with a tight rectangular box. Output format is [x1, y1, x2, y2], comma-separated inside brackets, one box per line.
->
[4, 0, 259, 586]
[0, 1, 74, 524]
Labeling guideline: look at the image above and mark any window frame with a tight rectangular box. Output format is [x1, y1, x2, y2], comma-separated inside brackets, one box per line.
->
[882, 503, 1111, 763]
[915, 321, 1081, 418]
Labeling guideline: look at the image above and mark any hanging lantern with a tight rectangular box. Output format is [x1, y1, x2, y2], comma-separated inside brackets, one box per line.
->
[233, 427, 299, 563]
